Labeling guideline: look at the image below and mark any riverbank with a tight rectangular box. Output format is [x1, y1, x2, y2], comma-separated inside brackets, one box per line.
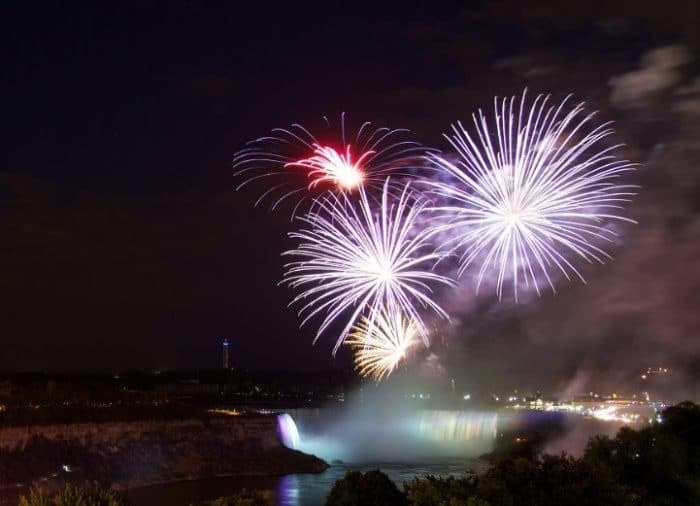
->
[0, 414, 327, 494]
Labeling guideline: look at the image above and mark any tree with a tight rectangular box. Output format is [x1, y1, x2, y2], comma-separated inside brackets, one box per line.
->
[404, 474, 485, 506]
[583, 402, 700, 505]
[326, 470, 407, 506]
[475, 453, 637, 506]
[209, 489, 271, 506]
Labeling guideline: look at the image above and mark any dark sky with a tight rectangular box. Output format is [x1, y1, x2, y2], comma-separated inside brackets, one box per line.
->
[2, 2, 698, 390]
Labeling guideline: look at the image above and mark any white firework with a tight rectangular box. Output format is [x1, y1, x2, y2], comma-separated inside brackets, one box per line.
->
[283, 180, 452, 353]
[428, 91, 637, 300]
[346, 310, 421, 381]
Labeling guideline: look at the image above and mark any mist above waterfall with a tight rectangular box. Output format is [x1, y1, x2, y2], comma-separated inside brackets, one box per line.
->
[286, 379, 499, 463]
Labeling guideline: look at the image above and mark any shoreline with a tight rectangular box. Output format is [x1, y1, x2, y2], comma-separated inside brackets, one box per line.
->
[1, 454, 328, 506]
[0, 415, 328, 497]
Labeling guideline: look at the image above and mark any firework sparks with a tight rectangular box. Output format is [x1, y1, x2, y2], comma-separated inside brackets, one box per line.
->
[428, 91, 637, 300]
[283, 180, 452, 353]
[234, 113, 433, 214]
[346, 310, 421, 381]
[285, 144, 369, 191]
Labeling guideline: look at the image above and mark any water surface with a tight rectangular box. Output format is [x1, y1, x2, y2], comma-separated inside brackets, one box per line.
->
[125, 458, 486, 506]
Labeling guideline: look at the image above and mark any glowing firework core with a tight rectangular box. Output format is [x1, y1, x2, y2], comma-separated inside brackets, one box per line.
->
[346, 311, 421, 381]
[362, 256, 395, 284]
[286, 144, 371, 191]
[234, 114, 433, 214]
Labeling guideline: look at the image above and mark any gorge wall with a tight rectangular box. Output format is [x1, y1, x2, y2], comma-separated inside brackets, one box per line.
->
[0, 415, 327, 488]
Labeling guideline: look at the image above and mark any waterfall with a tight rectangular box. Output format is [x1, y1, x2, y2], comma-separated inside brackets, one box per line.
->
[415, 410, 499, 441]
[285, 408, 499, 462]
[277, 413, 301, 449]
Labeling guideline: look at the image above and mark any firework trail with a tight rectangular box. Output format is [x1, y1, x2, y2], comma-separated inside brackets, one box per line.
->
[428, 91, 637, 301]
[234, 113, 434, 215]
[282, 180, 453, 354]
[346, 310, 422, 381]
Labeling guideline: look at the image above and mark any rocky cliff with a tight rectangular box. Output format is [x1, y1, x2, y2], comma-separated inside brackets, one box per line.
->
[0, 415, 327, 488]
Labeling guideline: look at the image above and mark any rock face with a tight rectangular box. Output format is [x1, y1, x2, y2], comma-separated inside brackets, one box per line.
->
[0, 415, 327, 487]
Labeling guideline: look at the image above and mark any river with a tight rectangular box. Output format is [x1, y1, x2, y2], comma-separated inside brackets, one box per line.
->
[124, 458, 487, 506]
[127, 406, 514, 505]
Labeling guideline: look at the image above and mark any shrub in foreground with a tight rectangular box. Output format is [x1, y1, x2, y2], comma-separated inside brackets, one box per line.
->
[326, 469, 407, 506]
[19, 482, 127, 506]
[209, 488, 271, 506]
[404, 474, 486, 506]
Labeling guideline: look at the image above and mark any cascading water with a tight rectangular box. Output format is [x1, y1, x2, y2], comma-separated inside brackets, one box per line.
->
[414, 410, 498, 441]
[276, 413, 301, 450]
[286, 408, 499, 462]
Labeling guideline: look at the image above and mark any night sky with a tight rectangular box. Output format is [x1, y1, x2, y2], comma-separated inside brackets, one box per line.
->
[2, 2, 698, 390]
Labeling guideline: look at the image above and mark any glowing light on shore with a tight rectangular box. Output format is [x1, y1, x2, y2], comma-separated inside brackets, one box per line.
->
[208, 408, 242, 416]
[346, 311, 421, 381]
[283, 181, 452, 353]
[429, 91, 637, 300]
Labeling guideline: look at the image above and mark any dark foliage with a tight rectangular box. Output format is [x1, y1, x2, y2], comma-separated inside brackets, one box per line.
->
[208, 488, 271, 506]
[583, 401, 700, 505]
[326, 469, 408, 506]
[0, 436, 103, 484]
[474, 453, 637, 506]
[404, 473, 482, 506]
[18, 482, 128, 506]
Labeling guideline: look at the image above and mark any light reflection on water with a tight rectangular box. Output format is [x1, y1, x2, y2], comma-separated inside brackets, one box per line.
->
[119, 459, 485, 506]
[275, 459, 486, 506]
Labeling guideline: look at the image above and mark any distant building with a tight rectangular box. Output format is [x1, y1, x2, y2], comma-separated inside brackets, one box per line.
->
[222, 339, 230, 370]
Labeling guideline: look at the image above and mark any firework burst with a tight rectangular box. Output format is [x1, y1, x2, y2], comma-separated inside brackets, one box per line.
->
[346, 310, 421, 381]
[283, 180, 452, 353]
[428, 91, 637, 300]
[234, 113, 433, 215]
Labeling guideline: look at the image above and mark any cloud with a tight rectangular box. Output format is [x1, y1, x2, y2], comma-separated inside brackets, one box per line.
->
[609, 45, 692, 108]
